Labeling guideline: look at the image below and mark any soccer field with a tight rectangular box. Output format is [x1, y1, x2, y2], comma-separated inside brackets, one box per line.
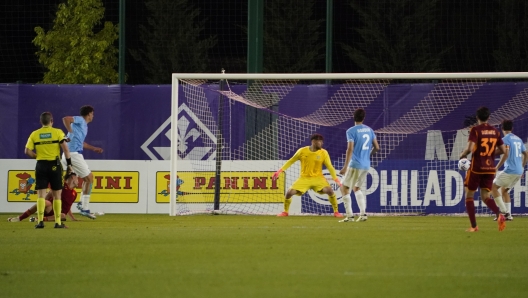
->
[1, 214, 527, 298]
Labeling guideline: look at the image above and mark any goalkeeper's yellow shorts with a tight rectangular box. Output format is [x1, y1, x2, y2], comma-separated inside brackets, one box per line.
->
[290, 176, 330, 195]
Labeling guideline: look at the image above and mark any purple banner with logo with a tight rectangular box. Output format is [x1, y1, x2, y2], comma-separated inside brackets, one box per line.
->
[1, 82, 527, 214]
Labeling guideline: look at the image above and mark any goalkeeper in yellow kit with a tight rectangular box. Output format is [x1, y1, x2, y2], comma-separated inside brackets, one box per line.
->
[272, 133, 343, 217]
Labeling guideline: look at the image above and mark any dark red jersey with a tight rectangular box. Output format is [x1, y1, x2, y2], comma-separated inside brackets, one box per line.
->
[468, 123, 503, 174]
[46, 184, 78, 214]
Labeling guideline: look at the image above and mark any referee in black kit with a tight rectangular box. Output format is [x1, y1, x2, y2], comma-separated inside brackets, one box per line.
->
[25, 112, 73, 229]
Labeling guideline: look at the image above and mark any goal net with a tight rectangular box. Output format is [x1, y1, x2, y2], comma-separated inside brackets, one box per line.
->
[170, 73, 528, 216]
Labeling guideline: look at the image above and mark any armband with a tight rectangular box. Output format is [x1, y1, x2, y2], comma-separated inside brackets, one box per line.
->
[66, 158, 72, 166]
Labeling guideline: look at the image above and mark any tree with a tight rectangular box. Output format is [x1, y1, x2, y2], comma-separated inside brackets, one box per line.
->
[263, 0, 324, 73]
[33, 0, 118, 84]
[493, 0, 528, 71]
[342, 0, 445, 73]
[131, 0, 217, 84]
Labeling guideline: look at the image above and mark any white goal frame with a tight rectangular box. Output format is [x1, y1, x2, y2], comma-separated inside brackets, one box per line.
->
[170, 72, 528, 216]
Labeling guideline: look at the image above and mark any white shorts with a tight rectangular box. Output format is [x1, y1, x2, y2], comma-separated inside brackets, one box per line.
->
[61, 152, 91, 178]
[493, 171, 521, 189]
[342, 168, 368, 189]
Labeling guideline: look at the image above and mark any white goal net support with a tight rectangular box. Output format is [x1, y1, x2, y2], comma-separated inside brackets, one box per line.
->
[170, 73, 528, 216]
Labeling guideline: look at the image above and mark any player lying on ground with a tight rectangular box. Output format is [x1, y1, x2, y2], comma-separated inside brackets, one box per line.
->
[7, 172, 95, 223]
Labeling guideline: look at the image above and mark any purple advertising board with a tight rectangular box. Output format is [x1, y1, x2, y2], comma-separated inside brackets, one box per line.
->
[1, 82, 527, 214]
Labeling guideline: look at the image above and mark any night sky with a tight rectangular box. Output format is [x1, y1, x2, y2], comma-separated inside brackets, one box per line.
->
[1, 0, 526, 84]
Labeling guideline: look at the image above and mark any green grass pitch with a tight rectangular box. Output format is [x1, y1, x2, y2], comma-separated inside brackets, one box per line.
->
[1, 214, 527, 298]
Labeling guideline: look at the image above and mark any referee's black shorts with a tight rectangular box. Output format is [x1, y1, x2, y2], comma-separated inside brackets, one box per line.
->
[35, 160, 63, 190]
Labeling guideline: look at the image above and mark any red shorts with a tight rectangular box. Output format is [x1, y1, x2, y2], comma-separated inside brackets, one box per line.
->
[44, 210, 55, 217]
[464, 171, 494, 191]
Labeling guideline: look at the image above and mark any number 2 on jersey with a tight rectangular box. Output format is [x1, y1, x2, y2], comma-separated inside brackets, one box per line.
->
[362, 134, 370, 150]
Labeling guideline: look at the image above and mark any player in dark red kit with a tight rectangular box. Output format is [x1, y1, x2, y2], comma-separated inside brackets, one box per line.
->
[459, 106, 507, 232]
[8, 172, 81, 224]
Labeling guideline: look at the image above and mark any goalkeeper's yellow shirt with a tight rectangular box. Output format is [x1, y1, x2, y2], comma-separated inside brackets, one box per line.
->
[280, 146, 338, 179]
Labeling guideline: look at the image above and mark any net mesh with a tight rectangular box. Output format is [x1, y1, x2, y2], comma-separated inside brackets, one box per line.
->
[172, 76, 528, 216]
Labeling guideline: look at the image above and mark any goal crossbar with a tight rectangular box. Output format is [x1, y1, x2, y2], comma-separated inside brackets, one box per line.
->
[172, 72, 528, 80]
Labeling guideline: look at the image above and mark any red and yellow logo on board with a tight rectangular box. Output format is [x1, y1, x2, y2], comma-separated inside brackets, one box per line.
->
[7, 170, 139, 203]
[7, 171, 38, 201]
[156, 171, 285, 203]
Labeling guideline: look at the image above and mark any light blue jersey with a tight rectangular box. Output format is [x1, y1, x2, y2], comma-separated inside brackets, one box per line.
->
[503, 133, 526, 175]
[346, 124, 376, 170]
[67, 116, 88, 153]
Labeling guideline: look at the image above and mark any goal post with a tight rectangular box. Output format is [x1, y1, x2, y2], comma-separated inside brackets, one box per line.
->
[170, 72, 528, 216]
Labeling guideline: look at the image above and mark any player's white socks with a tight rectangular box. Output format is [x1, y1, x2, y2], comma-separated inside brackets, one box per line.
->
[505, 202, 511, 214]
[342, 194, 353, 217]
[493, 195, 507, 214]
[355, 190, 366, 215]
[81, 194, 91, 212]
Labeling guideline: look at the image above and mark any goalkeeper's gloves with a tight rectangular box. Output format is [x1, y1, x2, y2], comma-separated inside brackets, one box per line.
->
[272, 169, 283, 181]
[334, 178, 342, 187]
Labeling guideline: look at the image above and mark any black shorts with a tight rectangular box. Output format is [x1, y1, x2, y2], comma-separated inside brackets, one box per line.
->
[35, 160, 63, 190]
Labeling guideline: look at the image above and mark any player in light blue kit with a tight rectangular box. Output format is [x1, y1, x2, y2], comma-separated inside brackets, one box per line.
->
[491, 119, 528, 221]
[61, 105, 103, 219]
[339, 108, 379, 222]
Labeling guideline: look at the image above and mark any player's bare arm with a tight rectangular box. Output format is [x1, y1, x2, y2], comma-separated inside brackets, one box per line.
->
[62, 116, 74, 133]
[340, 142, 354, 175]
[67, 210, 79, 221]
[459, 141, 475, 159]
[60, 138, 71, 159]
[495, 143, 506, 155]
[371, 138, 380, 156]
[24, 147, 36, 159]
[83, 142, 103, 153]
[495, 145, 509, 170]
[60, 141, 73, 172]
[493, 147, 502, 156]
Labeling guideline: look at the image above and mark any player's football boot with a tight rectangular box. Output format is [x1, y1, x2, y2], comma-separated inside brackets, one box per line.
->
[277, 212, 289, 217]
[338, 217, 354, 223]
[497, 214, 506, 232]
[54, 223, 68, 229]
[35, 221, 45, 229]
[76, 202, 84, 212]
[465, 226, 479, 232]
[7, 217, 20, 222]
[494, 213, 512, 221]
[333, 212, 344, 218]
[80, 211, 96, 220]
[356, 214, 368, 222]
